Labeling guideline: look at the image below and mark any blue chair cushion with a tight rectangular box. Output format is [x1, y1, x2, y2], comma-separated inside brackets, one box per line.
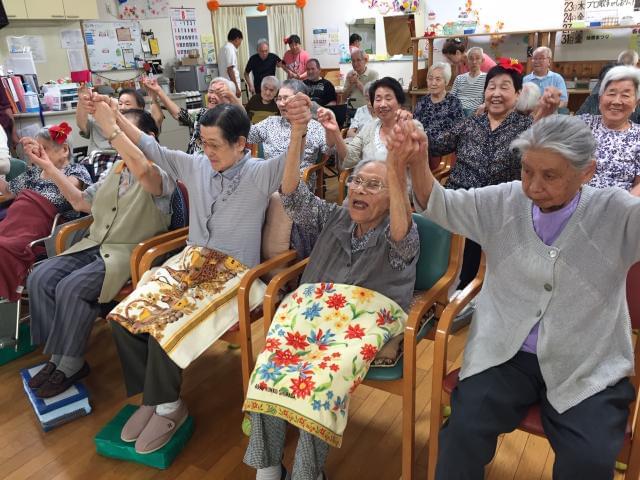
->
[169, 185, 188, 230]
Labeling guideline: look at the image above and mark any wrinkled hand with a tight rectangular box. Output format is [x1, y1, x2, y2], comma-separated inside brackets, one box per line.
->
[396, 109, 414, 123]
[91, 92, 118, 111]
[92, 99, 117, 132]
[249, 84, 255, 95]
[285, 93, 312, 136]
[536, 86, 561, 117]
[213, 83, 237, 104]
[387, 116, 425, 169]
[142, 76, 162, 95]
[22, 141, 54, 171]
[317, 107, 339, 133]
[78, 85, 95, 114]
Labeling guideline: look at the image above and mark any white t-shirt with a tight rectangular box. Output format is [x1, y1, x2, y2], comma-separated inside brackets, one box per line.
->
[218, 42, 240, 93]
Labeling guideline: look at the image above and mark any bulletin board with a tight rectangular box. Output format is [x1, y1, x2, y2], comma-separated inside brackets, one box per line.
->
[82, 21, 144, 71]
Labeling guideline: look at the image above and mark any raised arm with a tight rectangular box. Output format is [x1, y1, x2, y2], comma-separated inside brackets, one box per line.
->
[281, 94, 311, 194]
[532, 86, 561, 122]
[92, 99, 164, 196]
[142, 77, 182, 121]
[317, 107, 348, 165]
[75, 84, 92, 136]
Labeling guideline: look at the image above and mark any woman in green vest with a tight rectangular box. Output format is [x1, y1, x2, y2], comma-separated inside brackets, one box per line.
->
[26, 108, 175, 399]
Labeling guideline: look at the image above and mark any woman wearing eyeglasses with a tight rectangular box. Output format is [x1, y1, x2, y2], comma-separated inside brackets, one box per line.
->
[243, 96, 419, 480]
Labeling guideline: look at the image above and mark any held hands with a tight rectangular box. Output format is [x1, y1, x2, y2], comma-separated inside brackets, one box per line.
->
[78, 84, 95, 114]
[284, 93, 312, 137]
[141, 76, 162, 95]
[535, 86, 561, 118]
[213, 83, 239, 105]
[317, 107, 339, 133]
[20, 138, 54, 171]
[387, 114, 428, 171]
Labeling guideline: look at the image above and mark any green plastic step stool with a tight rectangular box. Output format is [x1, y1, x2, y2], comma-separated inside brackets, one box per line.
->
[0, 322, 37, 366]
[95, 404, 194, 469]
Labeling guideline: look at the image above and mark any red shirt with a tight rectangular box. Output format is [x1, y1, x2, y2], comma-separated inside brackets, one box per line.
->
[458, 53, 496, 74]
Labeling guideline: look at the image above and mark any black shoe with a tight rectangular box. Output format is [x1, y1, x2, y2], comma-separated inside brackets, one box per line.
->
[36, 362, 90, 398]
[27, 362, 57, 389]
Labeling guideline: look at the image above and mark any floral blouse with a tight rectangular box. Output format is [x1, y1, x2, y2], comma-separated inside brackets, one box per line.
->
[413, 93, 464, 156]
[579, 114, 640, 191]
[430, 111, 533, 190]
[9, 163, 92, 216]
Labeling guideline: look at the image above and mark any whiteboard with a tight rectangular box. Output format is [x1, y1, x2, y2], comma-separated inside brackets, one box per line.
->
[82, 21, 143, 71]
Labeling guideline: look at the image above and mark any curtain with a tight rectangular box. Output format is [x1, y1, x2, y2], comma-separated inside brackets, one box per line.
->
[211, 7, 250, 81]
[267, 5, 304, 82]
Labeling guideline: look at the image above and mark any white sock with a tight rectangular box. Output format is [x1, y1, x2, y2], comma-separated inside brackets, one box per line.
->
[256, 465, 282, 480]
[155, 398, 182, 416]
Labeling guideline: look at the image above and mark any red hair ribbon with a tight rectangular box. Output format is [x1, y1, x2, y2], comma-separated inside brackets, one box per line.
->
[283, 36, 290, 45]
[496, 57, 524, 75]
[49, 121, 72, 145]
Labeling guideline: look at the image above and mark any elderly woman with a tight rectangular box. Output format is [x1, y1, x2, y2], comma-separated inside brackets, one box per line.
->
[403, 113, 638, 480]
[25, 108, 173, 399]
[343, 49, 379, 109]
[414, 62, 464, 156]
[243, 97, 418, 480]
[429, 59, 559, 288]
[0, 123, 92, 302]
[282, 35, 310, 80]
[346, 81, 375, 138]
[322, 77, 423, 169]
[515, 82, 542, 116]
[248, 79, 330, 175]
[102, 95, 309, 455]
[576, 66, 640, 195]
[442, 38, 496, 75]
[450, 47, 487, 116]
[245, 75, 280, 124]
[143, 76, 237, 154]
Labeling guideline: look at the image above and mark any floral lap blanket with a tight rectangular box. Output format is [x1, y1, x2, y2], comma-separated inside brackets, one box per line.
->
[107, 245, 266, 369]
[243, 283, 407, 447]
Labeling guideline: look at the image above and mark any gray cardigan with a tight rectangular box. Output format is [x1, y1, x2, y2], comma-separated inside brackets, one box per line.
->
[418, 180, 640, 413]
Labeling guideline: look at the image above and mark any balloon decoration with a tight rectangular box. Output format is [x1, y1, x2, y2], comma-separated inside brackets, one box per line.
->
[207, 0, 220, 12]
[257, 3, 267, 12]
[295, 0, 307, 8]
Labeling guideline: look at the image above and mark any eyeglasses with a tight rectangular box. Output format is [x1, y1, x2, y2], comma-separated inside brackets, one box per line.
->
[347, 175, 387, 194]
[195, 138, 217, 150]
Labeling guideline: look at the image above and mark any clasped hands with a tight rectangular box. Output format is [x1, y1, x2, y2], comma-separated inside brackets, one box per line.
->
[386, 111, 429, 173]
[284, 93, 313, 138]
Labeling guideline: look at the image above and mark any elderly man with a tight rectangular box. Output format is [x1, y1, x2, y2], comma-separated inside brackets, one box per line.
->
[303, 58, 337, 107]
[343, 48, 379, 109]
[523, 46, 568, 108]
[244, 38, 281, 96]
[218, 28, 243, 97]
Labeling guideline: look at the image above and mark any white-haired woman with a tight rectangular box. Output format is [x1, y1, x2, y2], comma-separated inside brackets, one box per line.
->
[514, 82, 541, 116]
[346, 81, 375, 138]
[618, 49, 639, 67]
[398, 114, 638, 479]
[450, 47, 487, 116]
[245, 75, 280, 124]
[414, 62, 464, 158]
[578, 65, 640, 195]
[143, 76, 237, 154]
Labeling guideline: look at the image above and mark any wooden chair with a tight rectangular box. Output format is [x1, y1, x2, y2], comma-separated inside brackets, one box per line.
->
[303, 152, 330, 199]
[260, 213, 464, 480]
[427, 257, 640, 480]
[431, 153, 456, 185]
[338, 168, 353, 204]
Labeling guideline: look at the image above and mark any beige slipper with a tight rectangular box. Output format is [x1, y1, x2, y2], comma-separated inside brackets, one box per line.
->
[134, 403, 188, 454]
[121, 405, 155, 442]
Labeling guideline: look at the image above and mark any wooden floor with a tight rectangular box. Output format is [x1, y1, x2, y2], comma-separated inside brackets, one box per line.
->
[0, 319, 627, 480]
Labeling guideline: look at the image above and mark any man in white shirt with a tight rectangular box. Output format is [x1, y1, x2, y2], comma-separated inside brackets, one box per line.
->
[218, 28, 243, 98]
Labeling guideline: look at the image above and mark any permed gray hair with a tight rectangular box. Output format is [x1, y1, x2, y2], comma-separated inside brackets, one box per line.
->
[281, 79, 309, 95]
[617, 49, 639, 66]
[261, 75, 280, 90]
[515, 82, 541, 114]
[467, 46, 484, 58]
[35, 127, 73, 161]
[210, 76, 236, 93]
[428, 61, 452, 84]
[510, 115, 596, 170]
[353, 158, 387, 175]
[598, 65, 640, 98]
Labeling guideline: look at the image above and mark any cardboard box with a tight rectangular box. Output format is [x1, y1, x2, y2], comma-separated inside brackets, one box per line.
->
[181, 57, 202, 66]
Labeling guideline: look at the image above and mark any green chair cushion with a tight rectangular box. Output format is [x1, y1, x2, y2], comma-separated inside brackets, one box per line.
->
[7, 158, 26, 181]
[413, 213, 451, 292]
[95, 404, 194, 469]
[0, 320, 36, 366]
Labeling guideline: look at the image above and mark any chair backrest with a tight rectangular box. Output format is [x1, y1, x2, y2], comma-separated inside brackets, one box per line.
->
[326, 104, 348, 130]
[169, 180, 189, 230]
[82, 149, 119, 182]
[627, 262, 640, 330]
[413, 213, 452, 291]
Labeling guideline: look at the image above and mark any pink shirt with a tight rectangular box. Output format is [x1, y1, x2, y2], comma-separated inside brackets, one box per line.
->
[458, 53, 496, 74]
[282, 49, 310, 79]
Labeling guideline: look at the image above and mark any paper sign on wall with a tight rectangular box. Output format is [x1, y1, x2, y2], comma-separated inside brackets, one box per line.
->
[170, 8, 201, 59]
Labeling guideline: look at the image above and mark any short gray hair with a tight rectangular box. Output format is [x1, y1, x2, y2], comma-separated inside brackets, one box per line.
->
[350, 48, 366, 61]
[354, 158, 387, 175]
[598, 65, 640, 98]
[510, 115, 596, 170]
[515, 82, 541, 114]
[617, 49, 639, 66]
[261, 75, 280, 90]
[533, 46, 552, 59]
[428, 61, 452, 84]
[256, 38, 269, 49]
[280, 79, 309, 95]
[210, 77, 236, 92]
[467, 46, 484, 58]
[36, 127, 73, 161]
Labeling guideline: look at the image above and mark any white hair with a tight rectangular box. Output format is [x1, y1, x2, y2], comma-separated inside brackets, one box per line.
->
[515, 82, 541, 114]
[350, 48, 367, 61]
[598, 65, 640, 98]
[617, 49, 639, 66]
[256, 38, 269, 49]
[533, 46, 553, 60]
[210, 76, 236, 92]
[36, 127, 73, 161]
[261, 75, 280, 90]
[510, 115, 596, 170]
[467, 46, 484, 58]
[428, 61, 452, 84]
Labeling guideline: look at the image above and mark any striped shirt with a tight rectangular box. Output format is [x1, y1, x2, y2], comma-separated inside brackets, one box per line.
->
[137, 133, 286, 267]
[450, 72, 487, 111]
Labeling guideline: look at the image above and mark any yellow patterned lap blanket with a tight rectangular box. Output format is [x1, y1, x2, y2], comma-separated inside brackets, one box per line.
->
[243, 283, 407, 447]
[107, 246, 266, 369]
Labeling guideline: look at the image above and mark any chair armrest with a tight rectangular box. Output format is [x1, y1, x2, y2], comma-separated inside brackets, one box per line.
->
[137, 233, 189, 281]
[262, 257, 309, 334]
[55, 215, 94, 254]
[301, 157, 327, 184]
[29, 213, 63, 250]
[130, 227, 189, 287]
[338, 168, 353, 204]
